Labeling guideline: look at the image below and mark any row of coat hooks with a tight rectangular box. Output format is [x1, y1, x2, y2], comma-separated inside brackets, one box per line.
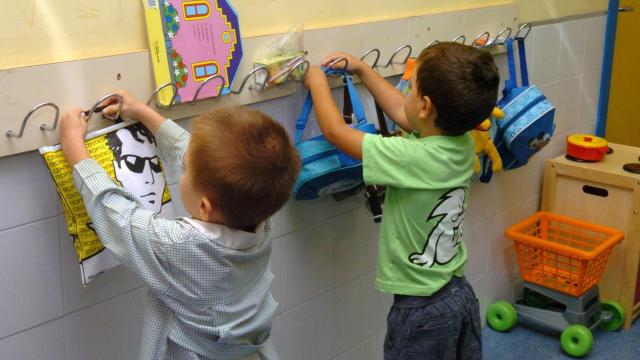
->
[6, 24, 531, 140]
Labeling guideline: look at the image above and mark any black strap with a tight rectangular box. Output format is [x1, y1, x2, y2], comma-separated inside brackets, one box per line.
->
[342, 80, 353, 124]
[363, 100, 391, 223]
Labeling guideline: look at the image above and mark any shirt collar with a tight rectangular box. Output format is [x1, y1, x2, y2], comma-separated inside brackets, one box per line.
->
[182, 218, 266, 250]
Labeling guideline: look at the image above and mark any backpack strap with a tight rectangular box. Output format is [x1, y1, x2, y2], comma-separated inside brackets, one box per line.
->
[516, 37, 529, 87]
[294, 92, 314, 145]
[343, 73, 367, 126]
[503, 37, 518, 97]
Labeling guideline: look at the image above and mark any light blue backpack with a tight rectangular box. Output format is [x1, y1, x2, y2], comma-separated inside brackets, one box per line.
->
[481, 36, 556, 182]
[293, 68, 376, 200]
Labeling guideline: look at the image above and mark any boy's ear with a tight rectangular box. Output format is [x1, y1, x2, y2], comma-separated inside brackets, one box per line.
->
[199, 196, 215, 222]
[419, 95, 435, 120]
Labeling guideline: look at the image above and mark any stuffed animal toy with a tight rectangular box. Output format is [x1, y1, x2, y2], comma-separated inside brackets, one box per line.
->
[471, 107, 504, 175]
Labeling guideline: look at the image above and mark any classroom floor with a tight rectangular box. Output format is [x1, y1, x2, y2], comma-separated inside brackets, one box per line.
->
[483, 318, 640, 359]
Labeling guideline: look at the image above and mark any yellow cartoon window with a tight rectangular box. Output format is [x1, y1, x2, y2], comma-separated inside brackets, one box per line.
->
[183, 1, 211, 20]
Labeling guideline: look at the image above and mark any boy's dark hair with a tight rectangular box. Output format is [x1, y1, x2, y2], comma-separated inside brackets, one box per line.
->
[189, 107, 301, 230]
[416, 42, 499, 136]
[107, 123, 157, 162]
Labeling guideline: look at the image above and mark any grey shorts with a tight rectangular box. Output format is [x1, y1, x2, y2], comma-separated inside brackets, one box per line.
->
[384, 276, 482, 360]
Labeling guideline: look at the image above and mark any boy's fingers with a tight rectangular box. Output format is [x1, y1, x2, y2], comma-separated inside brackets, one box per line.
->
[320, 53, 347, 67]
[101, 104, 120, 118]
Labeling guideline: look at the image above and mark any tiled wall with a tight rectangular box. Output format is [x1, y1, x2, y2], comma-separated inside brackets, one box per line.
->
[0, 14, 605, 360]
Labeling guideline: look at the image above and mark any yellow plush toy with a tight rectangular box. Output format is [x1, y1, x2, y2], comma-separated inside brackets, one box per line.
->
[471, 107, 504, 175]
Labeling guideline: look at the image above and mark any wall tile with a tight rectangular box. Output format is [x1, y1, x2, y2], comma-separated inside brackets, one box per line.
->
[64, 287, 147, 360]
[470, 276, 488, 328]
[0, 217, 63, 338]
[272, 220, 335, 312]
[0, 319, 66, 360]
[466, 180, 498, 226]
[583, 15, 606, 72]
[332, 207, 380, 287]
[578, 70, 601, 131]
[58, 215, 144, 314]
[488, 196, 539, 272]
[0, 152, 58, 231]
[279, 292, 333, 360]
[529, 23, 561, 85]
[558, 20, 587, 79]
[464, 218, 491, 283]
[554, 76, 582, 134]
[331, 273, 391, 355]
[270, 315, 283, 357]
[272, 197, 336, 238]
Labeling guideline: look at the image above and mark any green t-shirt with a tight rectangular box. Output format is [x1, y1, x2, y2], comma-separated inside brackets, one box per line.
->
[362, 132, 474, 296]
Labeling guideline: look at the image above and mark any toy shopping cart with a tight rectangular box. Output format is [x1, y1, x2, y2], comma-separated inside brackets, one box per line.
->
[487, 212, 625, 358]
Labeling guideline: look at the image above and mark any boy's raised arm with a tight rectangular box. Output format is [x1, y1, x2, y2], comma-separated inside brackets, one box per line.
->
[321, 53, 413, 133]
[304, 66, 365, 160]
[102, 89, 190, 174]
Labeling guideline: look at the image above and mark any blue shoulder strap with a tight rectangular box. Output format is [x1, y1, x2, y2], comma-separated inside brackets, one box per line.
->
[343, 73, 367, 126]
[295, 68, 367, 144]
[516, 37, 529, 87]
[294, 92, 314, 144]
[503, 37, 518, 96]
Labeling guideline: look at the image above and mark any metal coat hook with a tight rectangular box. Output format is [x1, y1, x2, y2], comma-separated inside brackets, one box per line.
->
[85, 93, 124, 122]
[232, 66, 270, 94]
[327, 57, 349, 70]
[453, 35, 466, 44]
[147, 82, 179, 108]
[192, 74, 226, 102]
[6, 102, 59, 138]
[514, 23, 532, 40]
[380, 44, 412, 68]
[472, 31, 491, 47]
[490, 27, 512, 46]
[361, 48, 381, 68]
[425, 40, 440, 49]
[279, 60, 310, 85]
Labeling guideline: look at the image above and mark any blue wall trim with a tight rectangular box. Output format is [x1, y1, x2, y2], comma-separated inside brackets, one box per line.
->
[595, 0, 620, 137]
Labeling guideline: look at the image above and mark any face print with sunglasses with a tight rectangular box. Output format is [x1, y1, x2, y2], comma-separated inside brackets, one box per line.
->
[108, 125, 166, 214]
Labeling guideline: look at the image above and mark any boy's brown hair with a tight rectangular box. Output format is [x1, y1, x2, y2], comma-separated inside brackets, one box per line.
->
[416, 42, 499, 136]
[189, 107, 301, 230]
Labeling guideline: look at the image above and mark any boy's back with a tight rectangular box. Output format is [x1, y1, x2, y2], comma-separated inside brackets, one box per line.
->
[362, 131, 474, 295]
[305, 42, 499, 359]
[60, 98, 299, 360]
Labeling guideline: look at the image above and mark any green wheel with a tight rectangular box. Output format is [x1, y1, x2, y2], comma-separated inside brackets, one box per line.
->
[486, 301, 517, 332]
[599, 300, 625, 331]
[560, 324, 593, 358]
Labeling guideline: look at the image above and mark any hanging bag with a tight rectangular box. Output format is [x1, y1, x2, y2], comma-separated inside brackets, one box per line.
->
[293, 68, 377, 200]
[481, 36, 556, 182]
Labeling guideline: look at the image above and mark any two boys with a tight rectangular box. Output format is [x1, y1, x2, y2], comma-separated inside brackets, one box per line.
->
[59, 42, 498, 359]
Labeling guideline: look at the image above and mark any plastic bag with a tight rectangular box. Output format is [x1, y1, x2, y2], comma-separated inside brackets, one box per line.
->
[254, 22, 307, 87]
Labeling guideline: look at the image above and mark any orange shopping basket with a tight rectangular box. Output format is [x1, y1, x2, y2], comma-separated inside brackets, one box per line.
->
[506, 212, 624, 297]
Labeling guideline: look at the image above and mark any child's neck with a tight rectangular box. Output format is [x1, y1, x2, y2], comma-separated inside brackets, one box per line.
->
[415, 118, 443, 138]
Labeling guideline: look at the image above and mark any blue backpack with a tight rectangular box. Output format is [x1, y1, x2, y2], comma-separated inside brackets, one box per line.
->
[481, 37, 556, 182]
[293, 68, 376, 200]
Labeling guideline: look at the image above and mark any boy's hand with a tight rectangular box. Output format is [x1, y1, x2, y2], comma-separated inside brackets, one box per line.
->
[321, 52, 366, 75]
[59, 108, 90, 166]
[102, 89, 166, 134]
[303, 66, 328, 89]
[101, 89, 147, 120]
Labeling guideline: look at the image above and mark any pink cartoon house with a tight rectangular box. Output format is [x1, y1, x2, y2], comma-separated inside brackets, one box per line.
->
[161, 0, 242, 102]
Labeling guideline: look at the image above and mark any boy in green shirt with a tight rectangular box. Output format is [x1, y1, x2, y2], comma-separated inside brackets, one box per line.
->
[304, 42, 499, 359]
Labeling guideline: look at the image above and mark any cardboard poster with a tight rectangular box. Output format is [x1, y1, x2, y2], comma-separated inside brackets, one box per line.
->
[40, 122, 174, 285]
[142, 0, 243, 105]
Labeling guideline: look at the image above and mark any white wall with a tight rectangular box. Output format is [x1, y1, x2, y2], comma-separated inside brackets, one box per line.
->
[0, 14, 605, 360]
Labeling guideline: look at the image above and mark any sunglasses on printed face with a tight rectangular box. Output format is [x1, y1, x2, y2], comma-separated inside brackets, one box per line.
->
[119, 155, 162, 173]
